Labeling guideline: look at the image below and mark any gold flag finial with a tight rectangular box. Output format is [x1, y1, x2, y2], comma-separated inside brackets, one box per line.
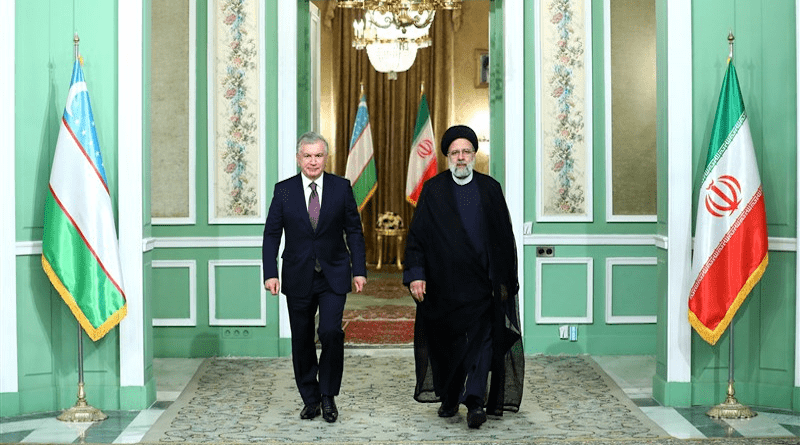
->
[74, 33, 80, 62]
[420, 81, 425, 98]
[728, 31, 734, 61]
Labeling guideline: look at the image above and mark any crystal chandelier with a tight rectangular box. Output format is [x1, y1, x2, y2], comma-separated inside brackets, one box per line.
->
[338, 1, 462, 80]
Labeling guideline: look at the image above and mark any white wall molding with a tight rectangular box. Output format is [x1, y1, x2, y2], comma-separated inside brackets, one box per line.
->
[153, 236, 263, 249]
[0, 0, 17, 394]
[152, 260, 197, 327]
[524, 233, 657, 246]
[143, 237, 156, 253]
[527, 234, 796, 251]
[118, 0, 145, 388]
[13, 234, 796, 255]
[605, 257, 658, 324]
[535, 257, 594, 324]
[208, 260, 266, 326]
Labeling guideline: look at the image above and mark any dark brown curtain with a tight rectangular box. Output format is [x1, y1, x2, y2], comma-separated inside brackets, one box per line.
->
[325, 4, 458, 264]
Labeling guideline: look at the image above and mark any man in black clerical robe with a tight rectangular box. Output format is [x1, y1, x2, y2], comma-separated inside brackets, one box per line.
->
[403, 125, 524, 429]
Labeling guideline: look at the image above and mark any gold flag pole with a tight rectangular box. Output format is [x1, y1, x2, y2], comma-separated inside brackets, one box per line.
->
[357, 81, 366, 228]
[58, 33, 108, 424]
[706, 31, 756, 420]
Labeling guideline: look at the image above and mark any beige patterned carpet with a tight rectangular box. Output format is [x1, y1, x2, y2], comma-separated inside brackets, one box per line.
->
[141, 353, 683, 444]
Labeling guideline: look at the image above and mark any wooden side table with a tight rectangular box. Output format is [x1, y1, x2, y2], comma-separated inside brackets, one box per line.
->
[375, 227, 405, 270]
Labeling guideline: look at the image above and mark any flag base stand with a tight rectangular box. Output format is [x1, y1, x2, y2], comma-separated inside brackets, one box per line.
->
[57, 383, 107, 422]
[706, 382, 756, 419]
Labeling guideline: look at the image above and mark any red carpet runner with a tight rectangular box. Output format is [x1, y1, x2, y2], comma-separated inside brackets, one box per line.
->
[342, 266, 415, 345]
[343, 319, 414, 344]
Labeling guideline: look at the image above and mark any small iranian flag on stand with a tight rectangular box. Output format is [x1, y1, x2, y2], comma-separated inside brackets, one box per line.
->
[405, 92, 437, 206]
[688, 60, 768, 345]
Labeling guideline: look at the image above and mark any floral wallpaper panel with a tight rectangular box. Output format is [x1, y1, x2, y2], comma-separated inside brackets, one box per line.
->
[539, 0, 591, 220]
[210, 0, 262, 222]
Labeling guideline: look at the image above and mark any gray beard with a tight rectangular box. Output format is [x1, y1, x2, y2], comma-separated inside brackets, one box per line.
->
[449, 158, 475, 179]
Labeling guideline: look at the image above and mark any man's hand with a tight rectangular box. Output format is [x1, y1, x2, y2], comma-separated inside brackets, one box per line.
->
[410, 280, 426, 302]
[264, 278, 280, 295]
[353, 276, 367, 293]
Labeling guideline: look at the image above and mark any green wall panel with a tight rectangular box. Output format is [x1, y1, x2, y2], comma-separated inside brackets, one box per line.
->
[523, 245, 658, 355]
[610, 263, 657, 318]
[152, 248, 282, 358]
[540, 262, 590, 319]
[212, 264, 262, 320]
[153, 265, 193, 319]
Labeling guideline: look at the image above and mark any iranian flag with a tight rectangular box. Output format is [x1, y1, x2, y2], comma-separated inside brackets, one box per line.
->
[345, 93, 377, 211]
[688, 61, 768, 345]
[42, 59, 127, 341]
[405, 93, 437, 206]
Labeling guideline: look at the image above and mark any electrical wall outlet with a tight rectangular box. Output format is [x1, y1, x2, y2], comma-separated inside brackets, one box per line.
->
[536, 246, 555, 257]
[559, 325, 569, 339]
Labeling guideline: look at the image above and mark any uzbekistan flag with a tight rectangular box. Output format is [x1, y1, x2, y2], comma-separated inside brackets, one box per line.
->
[688, 61, 768, 345]
[345, 93, 377, 212]
[42, 59, 127, 341]
[405, 93, 437, 206]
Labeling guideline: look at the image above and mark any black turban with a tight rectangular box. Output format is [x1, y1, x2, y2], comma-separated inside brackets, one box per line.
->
[440, 125, 479, 156]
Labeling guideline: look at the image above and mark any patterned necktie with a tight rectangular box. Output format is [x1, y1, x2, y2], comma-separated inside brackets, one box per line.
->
[308, 182, 320, 230]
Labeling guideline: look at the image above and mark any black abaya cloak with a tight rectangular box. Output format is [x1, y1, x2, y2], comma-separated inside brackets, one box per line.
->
[403, 170, 524, 414]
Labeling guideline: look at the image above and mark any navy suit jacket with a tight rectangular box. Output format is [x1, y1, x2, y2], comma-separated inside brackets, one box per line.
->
[262, 172, 366, 297]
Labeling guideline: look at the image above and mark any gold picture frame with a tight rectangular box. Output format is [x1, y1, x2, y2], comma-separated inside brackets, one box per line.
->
[475, 49, 489, 88]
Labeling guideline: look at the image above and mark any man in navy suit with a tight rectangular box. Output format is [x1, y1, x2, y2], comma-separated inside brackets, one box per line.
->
[262, 131, 367, 423]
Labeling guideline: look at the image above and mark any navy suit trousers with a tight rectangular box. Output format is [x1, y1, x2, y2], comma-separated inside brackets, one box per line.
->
[286, 270, 346, 405]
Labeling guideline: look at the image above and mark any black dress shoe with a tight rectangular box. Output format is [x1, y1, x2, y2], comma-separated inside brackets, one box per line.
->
[437, 402, 459, 418]
[486, 406, 503, 416]
[300, 403, 320, 419]
[321, 395, 338, 423]
[466, 406, 487, 429]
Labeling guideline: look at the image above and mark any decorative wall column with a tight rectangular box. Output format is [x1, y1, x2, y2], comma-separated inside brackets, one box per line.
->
[795, 0, 800, 407]
[504, 0, 525, 324]
[276, 0, 297, 341]
[0, 0, 18, 398]
[665, 0, 692, 394]
[119, 0, 146, 396]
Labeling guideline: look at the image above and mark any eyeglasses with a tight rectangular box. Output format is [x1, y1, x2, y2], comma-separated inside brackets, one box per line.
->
[447, 149, 475, 158]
